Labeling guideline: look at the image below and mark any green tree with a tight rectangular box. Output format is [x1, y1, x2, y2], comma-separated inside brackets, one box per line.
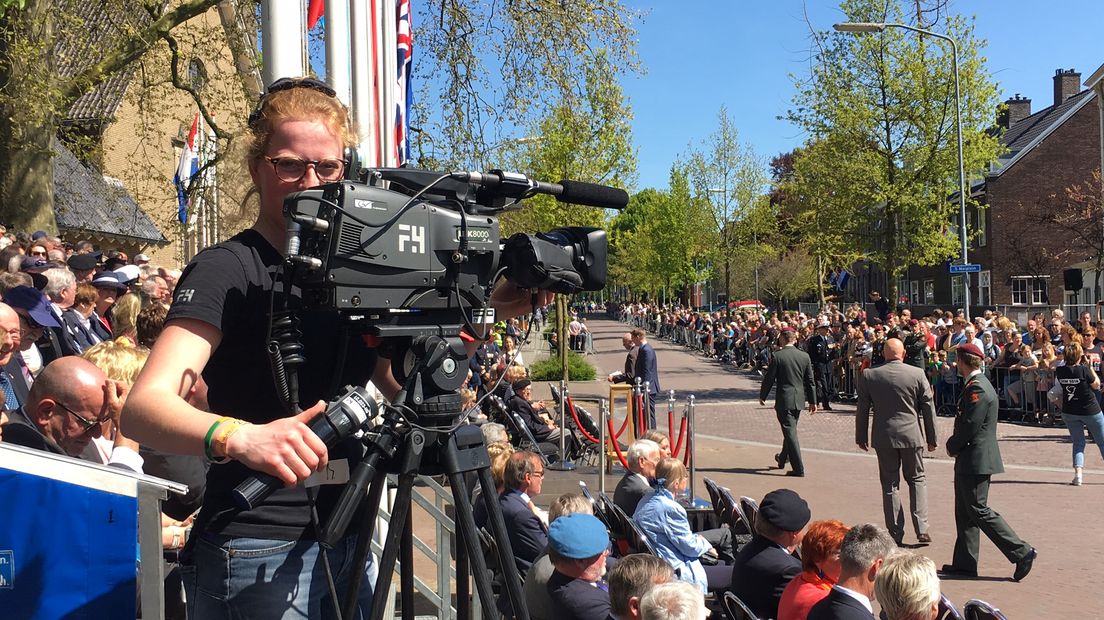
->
[686, 105, 768, 299]
[0, 0, 232, 232]
[787, 0, 1003, 303]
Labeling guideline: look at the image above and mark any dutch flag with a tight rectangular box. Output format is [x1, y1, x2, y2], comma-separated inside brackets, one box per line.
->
[174, 113, 201, 224]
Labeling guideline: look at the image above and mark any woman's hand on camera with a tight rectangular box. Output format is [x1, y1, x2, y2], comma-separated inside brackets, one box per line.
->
[225, 401, 330, 487]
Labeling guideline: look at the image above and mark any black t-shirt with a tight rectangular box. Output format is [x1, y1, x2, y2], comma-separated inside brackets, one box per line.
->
[168, 229, 378, 540]
[1055, 364, 1102, 416]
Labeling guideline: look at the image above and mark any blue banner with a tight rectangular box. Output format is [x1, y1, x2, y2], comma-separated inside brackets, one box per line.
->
[0, 469, 137, 619]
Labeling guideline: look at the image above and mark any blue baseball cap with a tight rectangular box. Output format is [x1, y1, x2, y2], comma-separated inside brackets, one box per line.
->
[548, 513, 609, 559]
[3, 285, 60, 328]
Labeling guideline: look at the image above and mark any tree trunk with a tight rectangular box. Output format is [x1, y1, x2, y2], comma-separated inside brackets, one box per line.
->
[0, 1, 58, 233]
[816, 254, 827, 310]
[557, 294, 569, 384]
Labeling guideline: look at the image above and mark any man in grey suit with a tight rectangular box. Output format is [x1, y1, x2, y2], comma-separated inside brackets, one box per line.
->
[760, 327, 817, 476]
[856, 338, 938, 545]
[614, 439, 660, 514]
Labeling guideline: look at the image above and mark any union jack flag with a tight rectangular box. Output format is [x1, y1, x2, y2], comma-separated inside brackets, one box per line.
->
[395, 0, 413, 165]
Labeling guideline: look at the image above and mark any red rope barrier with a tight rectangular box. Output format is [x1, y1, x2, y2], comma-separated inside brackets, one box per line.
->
[606, 415, 629, 469]
[616, 403, 632, 439]
[566, 396, 600, 444]
[673, 417, 688, 459]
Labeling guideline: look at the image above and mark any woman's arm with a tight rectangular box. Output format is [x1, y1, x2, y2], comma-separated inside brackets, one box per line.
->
[123, 319, 328, 487]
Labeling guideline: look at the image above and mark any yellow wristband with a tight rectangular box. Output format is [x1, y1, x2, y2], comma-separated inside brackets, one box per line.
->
[212, 419, 248, 461]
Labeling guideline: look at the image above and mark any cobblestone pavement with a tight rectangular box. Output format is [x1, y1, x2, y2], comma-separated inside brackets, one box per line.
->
[529, 317, 1104, 619]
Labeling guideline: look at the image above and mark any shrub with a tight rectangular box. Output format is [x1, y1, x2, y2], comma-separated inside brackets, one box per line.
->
[529, 351, 597, 381]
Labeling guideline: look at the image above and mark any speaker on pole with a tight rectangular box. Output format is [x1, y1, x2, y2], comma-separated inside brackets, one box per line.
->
[1064, 268, 1083, 292]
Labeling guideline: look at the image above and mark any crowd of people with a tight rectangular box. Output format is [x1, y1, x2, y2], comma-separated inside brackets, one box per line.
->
[619, 295, 1104, 486]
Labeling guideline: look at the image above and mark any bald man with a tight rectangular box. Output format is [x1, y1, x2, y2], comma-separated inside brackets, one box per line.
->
[856, 338, 938, 545]
[2, 357, 129, 463]
[608, 332, 638, 384]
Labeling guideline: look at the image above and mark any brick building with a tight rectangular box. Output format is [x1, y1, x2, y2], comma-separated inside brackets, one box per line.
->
[895, 66, 1103, 324]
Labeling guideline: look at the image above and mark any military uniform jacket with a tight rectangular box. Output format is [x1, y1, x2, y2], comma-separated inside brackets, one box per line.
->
[760, 345, 816, 411]
[806, 334, 832, 364]
[946, 371, 1004, 475]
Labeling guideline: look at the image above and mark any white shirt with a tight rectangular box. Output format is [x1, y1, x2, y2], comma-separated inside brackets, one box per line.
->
[833, 585, 873, 614]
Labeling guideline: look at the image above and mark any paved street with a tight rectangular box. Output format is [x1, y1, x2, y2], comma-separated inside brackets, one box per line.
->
[530, 317, 1104, 619]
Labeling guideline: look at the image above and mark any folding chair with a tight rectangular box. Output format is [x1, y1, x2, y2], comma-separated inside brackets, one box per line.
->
[739, 496, 759, 533]
[719, 487, 752, 536]
[721, 591, 760, 620]
[608, 500, 658, 556]
[963, 599, 1008, 620]
[938, 594, 965, 620]
[703, 478, 725, 522]
[488, 395, 555, 465]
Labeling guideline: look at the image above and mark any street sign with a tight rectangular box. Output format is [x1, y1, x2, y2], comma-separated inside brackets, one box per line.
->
[948, 263, 982, 274]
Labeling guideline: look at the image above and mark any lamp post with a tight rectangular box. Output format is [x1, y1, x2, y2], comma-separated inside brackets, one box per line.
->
[834, 21, 970, 320]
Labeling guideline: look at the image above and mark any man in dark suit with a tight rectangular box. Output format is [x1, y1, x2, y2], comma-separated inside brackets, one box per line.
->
[856, 338, 938, 545]
[808, 524, 896, 620]
[614, 439, 660, 514]
[942, 343, 1036, 581]
[631, 328, 661, 428]
[0, 303, 27, 414]
[760, 327, 817, 476]
[730, 489, 809, 620]
[607, 333, 637, 384]
[546, 513, 614, 620]
[497, 451, 549, 578]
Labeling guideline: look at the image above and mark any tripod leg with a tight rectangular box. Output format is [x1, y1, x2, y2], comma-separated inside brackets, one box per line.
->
[369, 472, 417, 620]
[342, 471, 388, 620]
[456, 524, 470, 620]
[476, 467, 530, 620]
[401, 512, 414, 620]
[447, 471, 500, 619]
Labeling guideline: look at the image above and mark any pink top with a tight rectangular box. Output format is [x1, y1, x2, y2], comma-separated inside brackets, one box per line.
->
[777, 570, 834, 620]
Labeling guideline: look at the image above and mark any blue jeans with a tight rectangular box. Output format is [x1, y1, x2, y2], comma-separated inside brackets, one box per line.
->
[181, 534, 377, 619]
[1062, 412, 1104, 468]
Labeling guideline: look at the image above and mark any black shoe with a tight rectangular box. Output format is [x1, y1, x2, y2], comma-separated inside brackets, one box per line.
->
[917, 533, 932, 544]
[785, 470, 805, 477]
[939, 564, 978, 578]
[1013, 548, 1037, 582]
[773, 453, 786, 469]
[822, 405, 833, 411]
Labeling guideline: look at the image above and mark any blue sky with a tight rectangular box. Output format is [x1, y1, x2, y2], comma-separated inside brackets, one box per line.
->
[623, 1, 1103, 190]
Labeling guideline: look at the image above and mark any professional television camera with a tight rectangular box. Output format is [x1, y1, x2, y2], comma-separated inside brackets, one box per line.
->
[281, 167, 623, 338]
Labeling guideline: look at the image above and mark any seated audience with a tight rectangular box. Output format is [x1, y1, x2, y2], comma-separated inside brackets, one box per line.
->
[641, 429, 672, 458]
[0, 302, 27, 411]
[508, 378, 575, 456]
[639, 580, 708, 620]
[808, 524, 896, 620]
[524, 493, 594, 620]
[874, 552, 941, 620]
[609, 554, 676, 620]
[494, 451, 549, 577]
[2, 356, 123, 460]
[546, 513, 613, 620]
[634, 457, 730, 592]
[730, 488, 811, 620]
[778, 519, 850, 620]
[110, 292, 141, 344]
[616, 439, 660, 514]
[79, 338, 146, 471]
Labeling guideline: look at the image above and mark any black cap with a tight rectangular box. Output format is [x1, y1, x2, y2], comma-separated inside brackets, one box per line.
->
[759, 489, 811, 532]
[67, 251, 101, 271]
[512, 379, 532, 392]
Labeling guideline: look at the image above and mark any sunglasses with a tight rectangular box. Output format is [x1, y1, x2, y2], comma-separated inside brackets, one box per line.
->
[248, 77, 338, 129]
[54, 399, 106, 433]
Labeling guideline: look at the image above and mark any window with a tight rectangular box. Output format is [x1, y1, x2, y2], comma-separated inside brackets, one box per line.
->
[924, 280, 935, 304]
[978, 271, 991, 306]
[1011, 276, 1050, 305]
[897, 277, 908, 305]
[975, 207, 987, 248]
[952, 275, 965, 305]
[910, 280, 920, 305]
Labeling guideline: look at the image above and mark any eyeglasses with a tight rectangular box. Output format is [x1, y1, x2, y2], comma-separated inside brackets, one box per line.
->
[248, 77, 338, 128]
[531, 470, 546, 478]
[54, 399, 105, 433]
[264, 156, 348, 183]
[30, 250, 46, 256]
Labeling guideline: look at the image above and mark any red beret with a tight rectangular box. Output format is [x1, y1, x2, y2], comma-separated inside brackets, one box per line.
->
[956, 342, 984, 358]
[781, 326, 796, 334]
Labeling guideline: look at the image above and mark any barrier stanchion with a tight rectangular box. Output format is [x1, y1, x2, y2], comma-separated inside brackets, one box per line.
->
[686, 394, 697, 500]
[548, 380, 575, 471]
[644, 380, 653, 430]
[666, 390, 676, 444]
[599, 398, 609, 490]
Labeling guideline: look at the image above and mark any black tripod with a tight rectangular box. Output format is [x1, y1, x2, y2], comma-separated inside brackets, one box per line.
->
[318, 333, 530, 620]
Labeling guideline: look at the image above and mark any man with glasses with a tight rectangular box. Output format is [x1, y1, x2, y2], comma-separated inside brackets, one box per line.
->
[1, 356, 129, 464]
[547, 513, 614, 620]
[0, 302, 22, 433]
[5, 285, 60, 379]
[497, 450, 550, 579]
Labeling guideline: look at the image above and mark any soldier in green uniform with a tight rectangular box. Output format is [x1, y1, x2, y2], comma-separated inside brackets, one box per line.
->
[941, 343, 1037, 581]
[760, 327, 817, 477]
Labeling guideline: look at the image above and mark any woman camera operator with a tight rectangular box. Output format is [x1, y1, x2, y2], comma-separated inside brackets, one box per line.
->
[123, 77, 550, 619]
[1055, 341, 1104, 486]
